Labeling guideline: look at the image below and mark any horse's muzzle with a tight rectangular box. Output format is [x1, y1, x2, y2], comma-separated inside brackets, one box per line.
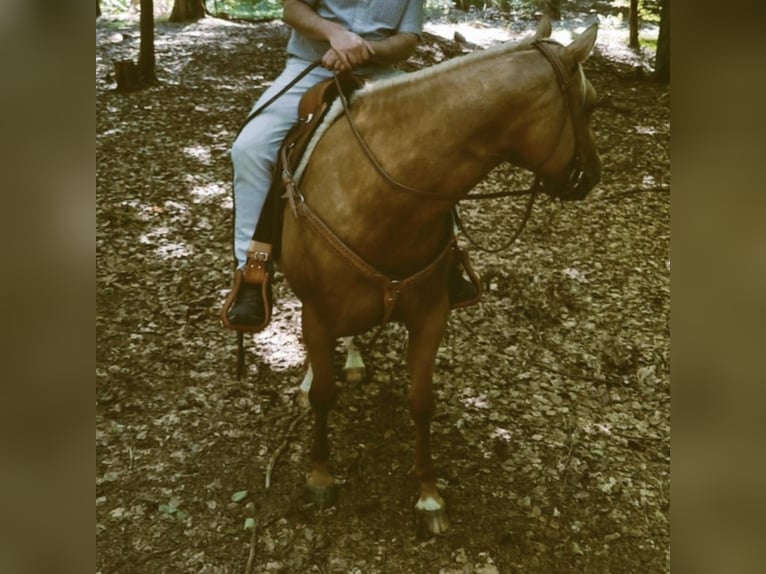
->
[543, 155, 601, 201]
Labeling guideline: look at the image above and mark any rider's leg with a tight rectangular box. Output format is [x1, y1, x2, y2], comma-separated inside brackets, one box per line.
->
[227, 59, 333, 328]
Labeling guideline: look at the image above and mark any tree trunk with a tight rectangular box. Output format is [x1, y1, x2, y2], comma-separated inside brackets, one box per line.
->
[169, 0, 206, 22]
[97, 0, 101, 18]
[114, 61, 141, 92]
[138, 0, 157, 84]
[541, 0, 561, 20]
[629, 0, 639, 49]
[654, 0, 669, 83]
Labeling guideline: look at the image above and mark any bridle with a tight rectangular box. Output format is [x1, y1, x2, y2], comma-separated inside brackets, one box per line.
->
[532, 38, 593, 201]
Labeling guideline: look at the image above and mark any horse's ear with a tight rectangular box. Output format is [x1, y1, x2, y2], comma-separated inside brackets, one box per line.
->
[535, 15, 552, 39]
[565, 23, 598, 65]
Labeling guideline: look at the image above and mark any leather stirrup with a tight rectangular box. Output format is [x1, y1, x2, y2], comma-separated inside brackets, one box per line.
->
[221, 242, 273, 333]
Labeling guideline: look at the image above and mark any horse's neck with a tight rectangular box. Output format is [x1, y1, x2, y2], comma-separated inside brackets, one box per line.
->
[349, 45, 542, 198]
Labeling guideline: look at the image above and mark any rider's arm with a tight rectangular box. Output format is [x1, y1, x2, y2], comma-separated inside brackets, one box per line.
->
[282, 0, 374, 70]
[367, 32, 419, 66]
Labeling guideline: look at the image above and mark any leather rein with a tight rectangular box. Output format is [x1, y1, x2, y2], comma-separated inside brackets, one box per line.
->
[331, 38, 588, 253]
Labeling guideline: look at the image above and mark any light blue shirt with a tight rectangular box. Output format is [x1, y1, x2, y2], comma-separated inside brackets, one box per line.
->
[286, 0, 424, 70]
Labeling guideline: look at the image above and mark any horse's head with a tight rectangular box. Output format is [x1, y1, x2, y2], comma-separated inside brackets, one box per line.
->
[528, 21, 601, 202]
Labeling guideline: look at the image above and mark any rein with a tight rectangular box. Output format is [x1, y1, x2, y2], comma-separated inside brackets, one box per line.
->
[333, 71, 542, 254]
[453, 178, 540, 254]
[331, 38, 587, 254]
[334, 74, 542, 203]
[235, 60, 321, 139]
[333, 37, 584, 204]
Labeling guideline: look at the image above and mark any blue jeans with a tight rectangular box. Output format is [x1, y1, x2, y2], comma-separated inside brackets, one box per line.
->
[230, 58, 335, 268]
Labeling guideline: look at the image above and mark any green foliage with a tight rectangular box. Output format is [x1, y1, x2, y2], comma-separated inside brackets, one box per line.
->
[205, 0, 282, 20]
[425, 0, 454, 18]
[640, 35, 657, 50]
[613, 0, 661, 23]
[638, 2, 661, 23]
[231, 489, 249, 502]
[452, 0, 537, 12]
[158, 497, 190, 522]
[99, 0, 174, 17]
[100, 0, 132, 14]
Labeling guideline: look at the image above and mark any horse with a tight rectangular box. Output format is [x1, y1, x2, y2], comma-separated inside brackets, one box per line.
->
[277, 18, 601, 535]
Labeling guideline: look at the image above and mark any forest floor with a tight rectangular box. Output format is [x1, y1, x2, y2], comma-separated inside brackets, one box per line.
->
[96, 7, 669, 574]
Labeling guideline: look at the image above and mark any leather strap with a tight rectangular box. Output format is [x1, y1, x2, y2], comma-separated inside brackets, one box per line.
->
[235, 60, 321, 140]
[532, 38, 589, 191]
[242, 241, 272, 284]
[295, 198, 455, 329]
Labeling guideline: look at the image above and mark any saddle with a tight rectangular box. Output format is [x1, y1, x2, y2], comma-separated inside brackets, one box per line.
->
[263, 72, 364, 261]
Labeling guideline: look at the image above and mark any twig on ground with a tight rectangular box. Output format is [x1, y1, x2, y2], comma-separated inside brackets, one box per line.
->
[244, 515, 280, 574]
[244, 408, 310, 574]
[265, 408, 310, 489]
[244, 516, 258, 574]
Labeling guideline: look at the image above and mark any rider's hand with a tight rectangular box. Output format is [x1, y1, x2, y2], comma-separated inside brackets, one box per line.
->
[322, 29, 375, 72]
[321, 49, 345, 72]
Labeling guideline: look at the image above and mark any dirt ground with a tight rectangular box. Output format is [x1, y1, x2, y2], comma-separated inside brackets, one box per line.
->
[96, 8, 669, 574]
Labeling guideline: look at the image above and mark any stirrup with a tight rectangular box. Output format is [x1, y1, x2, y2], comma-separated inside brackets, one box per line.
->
[220, 242, 273, 333]
[449, 246, 482, 310]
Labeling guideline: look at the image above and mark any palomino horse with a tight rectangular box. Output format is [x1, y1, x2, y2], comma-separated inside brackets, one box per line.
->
[278, 19, 601, 535]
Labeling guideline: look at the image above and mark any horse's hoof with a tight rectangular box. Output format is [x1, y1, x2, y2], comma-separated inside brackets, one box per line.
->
[343, 366, 365, 383]
[306, 483, 337, 510]
[416, 507, 450, 536]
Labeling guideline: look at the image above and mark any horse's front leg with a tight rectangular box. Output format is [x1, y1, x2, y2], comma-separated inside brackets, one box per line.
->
[301, 306, 338, 509]
[407, 307, 450, 535]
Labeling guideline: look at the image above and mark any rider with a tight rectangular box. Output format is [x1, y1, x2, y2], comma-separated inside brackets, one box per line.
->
[225, 0, 478, 330]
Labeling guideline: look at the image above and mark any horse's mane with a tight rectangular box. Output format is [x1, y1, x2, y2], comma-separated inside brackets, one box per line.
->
[355, 33, 537, 99]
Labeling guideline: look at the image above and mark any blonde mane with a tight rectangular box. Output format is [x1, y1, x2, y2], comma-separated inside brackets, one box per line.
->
[355, 33, 537, 99]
